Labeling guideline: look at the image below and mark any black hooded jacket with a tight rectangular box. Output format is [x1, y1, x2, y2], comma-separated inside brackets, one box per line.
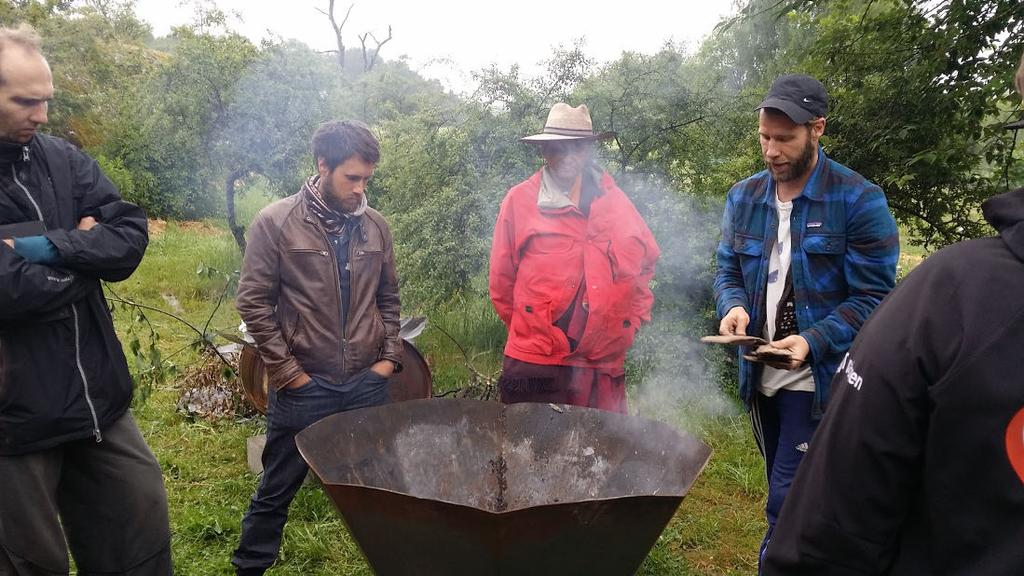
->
[763, 187, 1024, 575]
[0, 134, 148, 455]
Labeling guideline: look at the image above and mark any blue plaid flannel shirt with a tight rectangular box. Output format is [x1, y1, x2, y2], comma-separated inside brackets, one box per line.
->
[714, 147, 899, 418]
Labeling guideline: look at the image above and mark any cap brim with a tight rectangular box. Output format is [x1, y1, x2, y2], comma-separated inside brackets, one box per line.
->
[520, 131, 615, 143]
[756, 97, 815, 124]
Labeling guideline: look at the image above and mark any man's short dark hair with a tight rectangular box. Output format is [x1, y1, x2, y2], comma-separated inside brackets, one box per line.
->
[312, 120, 380, 170]
[0, 23, 43, 86]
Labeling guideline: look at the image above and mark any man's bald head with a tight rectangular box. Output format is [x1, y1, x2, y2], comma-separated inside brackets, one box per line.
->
[0, 24, 44, 87]
[0, 24, 51, 143]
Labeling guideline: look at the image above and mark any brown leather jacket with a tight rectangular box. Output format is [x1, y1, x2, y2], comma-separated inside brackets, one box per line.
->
[236, 193, 402, 390]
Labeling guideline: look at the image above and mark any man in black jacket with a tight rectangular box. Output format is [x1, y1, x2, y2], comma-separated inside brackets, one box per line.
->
[0, 24, 171, 575]
[762, 57, 1024, 575]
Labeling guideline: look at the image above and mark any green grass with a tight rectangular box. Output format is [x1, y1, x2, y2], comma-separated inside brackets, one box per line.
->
[113, 221, 765, 575]
[409, 293, 507, 396]
[897, 227, 930, 281]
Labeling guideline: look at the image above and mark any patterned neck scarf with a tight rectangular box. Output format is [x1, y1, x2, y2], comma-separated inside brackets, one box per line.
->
[301, 174, 367, 235]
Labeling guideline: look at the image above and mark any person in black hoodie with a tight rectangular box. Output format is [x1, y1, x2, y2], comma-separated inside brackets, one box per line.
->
[0, 24, 171, 575]
[762, 58, 1024, 576]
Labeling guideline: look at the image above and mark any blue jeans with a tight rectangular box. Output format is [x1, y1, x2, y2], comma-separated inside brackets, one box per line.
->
[231, 368, 390, 573]
[751, 390, 818, 575]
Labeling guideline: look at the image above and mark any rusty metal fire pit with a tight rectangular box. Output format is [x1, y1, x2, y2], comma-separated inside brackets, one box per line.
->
[295, 398, 711, 575]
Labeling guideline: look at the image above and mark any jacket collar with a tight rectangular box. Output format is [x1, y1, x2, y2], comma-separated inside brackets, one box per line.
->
[0, 137, 31, 166]
[537, 163, 606, 209]
[531, 166, 611, 213]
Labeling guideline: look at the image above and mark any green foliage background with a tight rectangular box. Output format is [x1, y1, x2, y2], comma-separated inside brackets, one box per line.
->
[4, 0, 1021, 308]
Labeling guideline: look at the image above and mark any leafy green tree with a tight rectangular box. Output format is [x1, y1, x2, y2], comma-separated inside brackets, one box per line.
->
[717, 0, 1024, 247]
[118, 26, 259, 218]
[217, 41, 336, 250]
[334, 54, 453, 125]
[0, 0, 74, 29]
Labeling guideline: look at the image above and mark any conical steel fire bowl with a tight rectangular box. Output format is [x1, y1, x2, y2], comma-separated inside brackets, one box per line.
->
[295, 398, 711, 575]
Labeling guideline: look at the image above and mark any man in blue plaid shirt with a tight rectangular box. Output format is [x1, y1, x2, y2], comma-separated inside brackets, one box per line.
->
[713, 74, 899, 573]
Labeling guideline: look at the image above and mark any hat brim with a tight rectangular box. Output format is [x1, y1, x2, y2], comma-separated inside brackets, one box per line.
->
[520, 131, 615, 143]
[756, 97, 817, 124]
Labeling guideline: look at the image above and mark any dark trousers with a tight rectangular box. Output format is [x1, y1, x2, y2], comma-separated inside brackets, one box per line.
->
[750, 390, 818, 575]
[231, 369, 390, 574]
[0, 412, 172, 576]
[497, 357, 628, 413]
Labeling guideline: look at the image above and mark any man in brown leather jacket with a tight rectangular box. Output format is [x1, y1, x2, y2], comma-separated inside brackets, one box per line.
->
[231, 120, 402, 576]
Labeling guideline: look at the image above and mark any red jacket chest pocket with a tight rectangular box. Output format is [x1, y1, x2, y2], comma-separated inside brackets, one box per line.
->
[525, 233, 575, 255]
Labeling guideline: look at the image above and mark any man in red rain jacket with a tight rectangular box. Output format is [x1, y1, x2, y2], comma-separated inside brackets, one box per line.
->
[489, 103, 659, 413]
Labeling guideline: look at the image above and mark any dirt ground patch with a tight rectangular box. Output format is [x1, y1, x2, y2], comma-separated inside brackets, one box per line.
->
[177, 220, 223, 236]
[148, 219, 222, 237]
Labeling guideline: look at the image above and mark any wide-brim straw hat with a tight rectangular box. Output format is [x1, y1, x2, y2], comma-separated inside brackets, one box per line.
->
[520, 103, 615, 142]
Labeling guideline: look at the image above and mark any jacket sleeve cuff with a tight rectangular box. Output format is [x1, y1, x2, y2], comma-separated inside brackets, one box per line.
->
[801, 327, 827, 363]
[13, 236, 60, 265]
[268, 357, 305, 391]
[381, 347, 404, 374]
[718, 298, 748, 319]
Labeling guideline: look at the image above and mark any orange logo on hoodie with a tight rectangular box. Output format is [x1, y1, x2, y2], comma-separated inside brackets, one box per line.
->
[1008, 407, 1024, 485]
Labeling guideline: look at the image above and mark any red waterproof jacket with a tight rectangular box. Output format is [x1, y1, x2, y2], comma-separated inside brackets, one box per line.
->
[489, 169, 659, 369]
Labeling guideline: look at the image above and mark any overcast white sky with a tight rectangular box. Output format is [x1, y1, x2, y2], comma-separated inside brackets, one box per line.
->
[133, 0, 739, 92]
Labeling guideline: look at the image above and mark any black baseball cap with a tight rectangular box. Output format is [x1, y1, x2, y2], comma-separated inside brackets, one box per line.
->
[756, 74, 828, 123]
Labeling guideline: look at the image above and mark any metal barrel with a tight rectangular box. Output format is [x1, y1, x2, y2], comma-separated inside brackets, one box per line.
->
[238, 338, 432, 413]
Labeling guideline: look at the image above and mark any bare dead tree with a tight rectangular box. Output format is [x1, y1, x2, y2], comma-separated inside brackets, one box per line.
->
[317, 0, 354, 73]
[359, 25, 393, 72]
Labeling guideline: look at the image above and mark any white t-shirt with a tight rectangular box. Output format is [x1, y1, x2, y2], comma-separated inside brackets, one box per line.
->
[759, 190, 814, 397]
